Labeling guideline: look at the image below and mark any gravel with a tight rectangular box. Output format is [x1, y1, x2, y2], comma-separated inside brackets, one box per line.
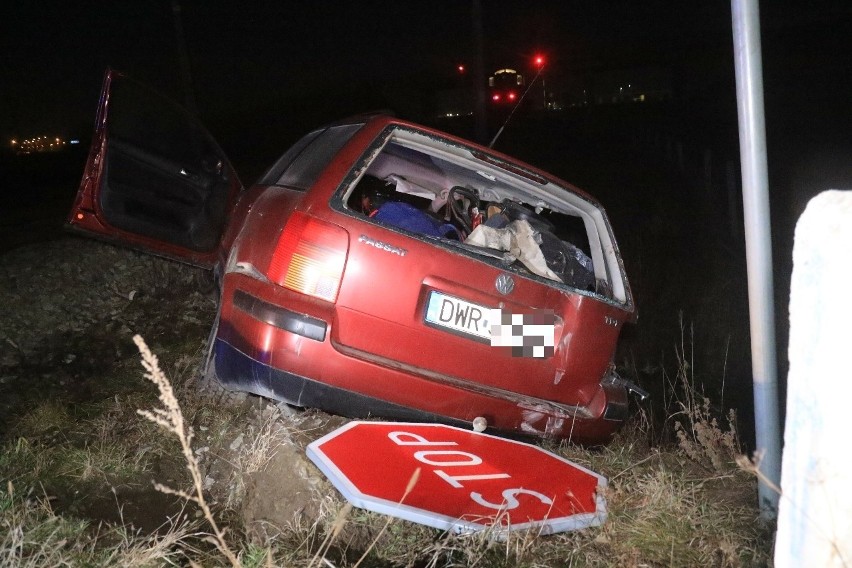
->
[0, 235, 217, 431]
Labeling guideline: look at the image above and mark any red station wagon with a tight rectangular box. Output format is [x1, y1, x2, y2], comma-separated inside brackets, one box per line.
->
[68, 70, 643, 444]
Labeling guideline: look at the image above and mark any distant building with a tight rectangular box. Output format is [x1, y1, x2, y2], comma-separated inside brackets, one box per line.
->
[583, 67, 673, 106]
[432, 63, 673, 118]
[10, 136, 71, 154]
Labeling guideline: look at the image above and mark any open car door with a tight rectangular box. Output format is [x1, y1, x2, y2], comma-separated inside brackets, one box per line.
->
[67, 69, 242, 268]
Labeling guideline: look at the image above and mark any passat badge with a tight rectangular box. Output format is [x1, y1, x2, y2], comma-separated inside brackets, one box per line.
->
[495, 274, 514, 295]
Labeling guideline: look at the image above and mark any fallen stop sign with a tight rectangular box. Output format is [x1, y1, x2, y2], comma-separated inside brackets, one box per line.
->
[306, 421, 607, 536]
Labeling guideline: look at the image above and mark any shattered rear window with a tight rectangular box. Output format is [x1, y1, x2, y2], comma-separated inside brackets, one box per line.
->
[336, 127, 631, 306]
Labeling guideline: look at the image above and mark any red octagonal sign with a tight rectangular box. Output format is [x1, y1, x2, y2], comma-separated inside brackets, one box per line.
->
[306, 421, 607, 535]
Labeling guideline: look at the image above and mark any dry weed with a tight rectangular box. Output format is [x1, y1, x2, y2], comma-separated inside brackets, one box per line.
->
[668, 321, 742, 473]
[0, 480, 202, 568]
[675, 401, 740, 473]
[134, 334, 240, 568]
[216, 404, 291, 511]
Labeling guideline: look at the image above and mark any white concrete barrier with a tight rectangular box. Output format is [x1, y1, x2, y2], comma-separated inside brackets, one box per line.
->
[775, 190, 852, 566]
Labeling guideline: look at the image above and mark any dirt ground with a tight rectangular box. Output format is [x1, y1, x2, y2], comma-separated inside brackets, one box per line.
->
[0, 235, 347, 536]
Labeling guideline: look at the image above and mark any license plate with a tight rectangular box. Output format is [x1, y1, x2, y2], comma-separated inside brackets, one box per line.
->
[424, 291, 493, 341]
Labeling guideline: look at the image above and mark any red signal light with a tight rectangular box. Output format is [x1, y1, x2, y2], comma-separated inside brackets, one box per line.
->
[508, 92, 517, 101]
[533, 54, 545, 68]
[492, 94, 500, 102]
[457, 64, 466, 74]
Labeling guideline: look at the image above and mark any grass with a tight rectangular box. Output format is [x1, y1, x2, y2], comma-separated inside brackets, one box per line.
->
[0, 326, 773, 567]
[0, 480, 204, 568]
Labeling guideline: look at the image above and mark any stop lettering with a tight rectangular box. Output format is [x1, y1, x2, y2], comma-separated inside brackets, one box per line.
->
[306, 421, 608, 535]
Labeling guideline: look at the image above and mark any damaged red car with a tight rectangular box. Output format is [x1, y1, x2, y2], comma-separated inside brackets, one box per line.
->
[68, 70, 642, 444]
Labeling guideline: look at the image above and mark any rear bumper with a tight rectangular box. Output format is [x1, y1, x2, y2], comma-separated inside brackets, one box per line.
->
[213, 337, 471, 427]
[214, 270, 628, 443]
[213, 299, 628, 444]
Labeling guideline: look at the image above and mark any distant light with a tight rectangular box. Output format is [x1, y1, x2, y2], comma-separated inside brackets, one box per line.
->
[70, 139, 80, 144]
[492, 94, 500, 101]
[457, 64, 466, 74]
[10, 139, 17, 145]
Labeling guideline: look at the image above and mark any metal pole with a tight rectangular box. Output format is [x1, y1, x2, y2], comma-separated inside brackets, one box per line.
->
[471, 0, 488, 145]
[171, 0, 197, 117]
[731, 0, 781, 517]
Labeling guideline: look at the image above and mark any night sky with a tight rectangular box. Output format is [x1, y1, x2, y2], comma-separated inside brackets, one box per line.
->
[1, 0, 851, 443]
[4, 1, 848, 146]
[1, 0, 850, 213]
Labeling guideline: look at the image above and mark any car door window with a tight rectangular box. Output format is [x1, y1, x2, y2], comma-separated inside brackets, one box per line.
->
[260, 124, 363, 190]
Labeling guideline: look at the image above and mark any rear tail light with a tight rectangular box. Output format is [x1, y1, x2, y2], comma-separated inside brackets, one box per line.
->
[267, 212, 349, 302]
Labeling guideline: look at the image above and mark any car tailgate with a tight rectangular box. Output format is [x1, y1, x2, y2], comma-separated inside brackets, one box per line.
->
[332, 221, 624, 408]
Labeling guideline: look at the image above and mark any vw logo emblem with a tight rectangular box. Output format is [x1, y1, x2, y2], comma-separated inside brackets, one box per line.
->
[495, 274, 515, 295]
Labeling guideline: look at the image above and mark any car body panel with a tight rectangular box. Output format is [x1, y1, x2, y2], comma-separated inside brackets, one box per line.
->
[325, 125, 631, 408]
[70, 70, 638, 444]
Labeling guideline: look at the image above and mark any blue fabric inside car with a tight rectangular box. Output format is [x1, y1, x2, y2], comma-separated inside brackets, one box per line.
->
[373, 201, 460, 239]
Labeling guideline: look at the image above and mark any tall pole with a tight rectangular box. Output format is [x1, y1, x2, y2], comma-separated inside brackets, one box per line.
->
[172, 0, 198, 117]
[731, 0, 781, 517]
[471, 0, 487, 145]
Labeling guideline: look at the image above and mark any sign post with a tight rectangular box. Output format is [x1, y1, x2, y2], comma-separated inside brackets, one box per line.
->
[307, 421, 608, 536]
